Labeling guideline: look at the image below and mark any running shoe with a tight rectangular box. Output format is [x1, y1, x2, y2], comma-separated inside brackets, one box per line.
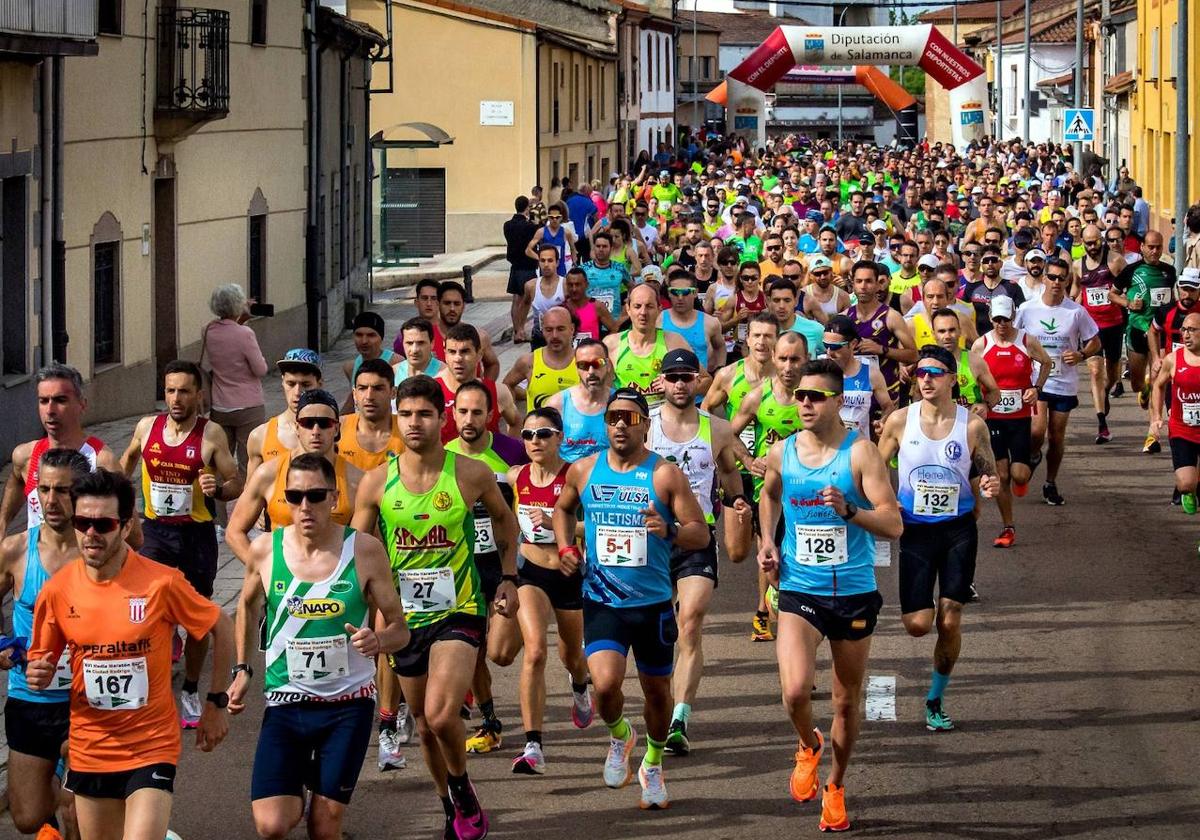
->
[570, 679, 594, 729]
[396, 702, 415, 745]
[925, 698, 955, 732]
[1143, 435, 1162, 454]
[993, 526, 1016, 548]
[665, 719, 690, 756]
[1095, 427, 1111, 444]
[450, 780, 489, 840]
[751, 613, 774, 642]
[1042, 482, 1065, 506]
[819, 783, 851, 832]
[789, 728, 824, 802]
[603, 724, 638, 788]
[1172, 488, 1182, 506]
[512, 741, 546, 776]
[179, 689, 202, 729]
[638, 763, 670, 810]
[465, 723, 502, 754]
[1183, 492, 1198, 515]
[378, 728, 407, 771]
[1110, 382, 1124, 398]
[968, 582, 981, 602]
[1011, 480, 1029, 498]
[34, 825, 63, 840]
[171, 629, 183, 664]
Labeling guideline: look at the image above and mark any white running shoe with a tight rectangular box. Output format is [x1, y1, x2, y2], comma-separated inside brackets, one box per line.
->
[179, 690, 202, 729]
[378, 728, 407, 771]
[603, 725, 637, 788]
[511, 741, 546, 775]
[638, 763, 670, 810]
[571, 682, 594, 729]
[395, 702, 415, 745]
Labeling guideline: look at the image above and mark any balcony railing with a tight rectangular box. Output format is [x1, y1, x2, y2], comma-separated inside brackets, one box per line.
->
[155, 7, 229, 118]
[0, 0, 97, 40]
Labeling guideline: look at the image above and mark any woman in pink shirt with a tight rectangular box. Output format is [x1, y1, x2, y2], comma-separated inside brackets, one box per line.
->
[200, 283, 269, 474]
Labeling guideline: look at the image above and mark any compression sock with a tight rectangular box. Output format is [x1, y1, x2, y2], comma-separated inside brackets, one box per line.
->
[1097, 412, 1107, 428]
[643, 736, 666, 767]
[571, 679, 589, 695]
[182, 679, 199, 694]
[755, 609, 769, 619]
[479, 698, 497, 723]
[672, 702, 691, 724]
[605, 716, 632, 741]
[525, 730, 543, 746]
[927, 670, 951, 702]
[447, 771, 476, 813]
[378, 708, 397, 733]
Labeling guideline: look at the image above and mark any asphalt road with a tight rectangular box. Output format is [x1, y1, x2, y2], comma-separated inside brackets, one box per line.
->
[7, 287, 1200, 839]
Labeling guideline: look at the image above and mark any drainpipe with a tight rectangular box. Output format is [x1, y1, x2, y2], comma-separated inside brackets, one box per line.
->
[51, 55, 66, 362]
[305, 0, 322, 349]
[39, 58, 53, 366]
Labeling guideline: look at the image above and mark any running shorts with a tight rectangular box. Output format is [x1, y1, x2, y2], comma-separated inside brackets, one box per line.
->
[507, 267, 537, 296]
[388, 613, 487, 678]
[1127, 327, 1149, 355]
[64, 763, 175, 799]
[777, 590, 883, 641]
[987, 417, 1032, 465]
[250, 698, 374, 805]
[1038, 390, 1080, 413]
[1170, 436, 1200, 471]
[517, 558, 583, 611]
[139, 519, 218, 598]
[4, 698, 69, 763]
[1097, 324, 1124, 360]
[583, 599, 677, 676]
[898, 513, 978, 613]
[669, 526, 718, 586]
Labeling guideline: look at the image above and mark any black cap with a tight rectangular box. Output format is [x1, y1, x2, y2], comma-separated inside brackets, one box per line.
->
[296, 388, 340, 416]
[607, 387, 651, 416]
[918, 344, 958, 373]
[352, 311, 386, 338]
[660, 348, 700, 373]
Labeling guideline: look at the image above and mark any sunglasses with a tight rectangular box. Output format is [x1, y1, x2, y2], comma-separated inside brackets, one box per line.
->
[811, 269, 831, 278]
[918, 265, 935, 272]
[1106, 238, 1122, 244]
[719, 259, 738, 265]
[668, 287, 697, 297]
[1046, 273, 1069, 282]
[823, 340, 849, 352]
[605, 409, 645, 426]
[284, 488, 336, 505]
[981, 257, 1000, 264]
[915, 366, 951, 379]
[298, 416, 338, 430]
[521, 427, 558, 441]
[739, 274, 760, 281]
[663, 372, 698, 384]
[73, 515, 124, 534]
[794, 387, 840, 403]
[576, 358, 607, 371]
[548, 214, 563, 221]
[784, 272, 804, 279]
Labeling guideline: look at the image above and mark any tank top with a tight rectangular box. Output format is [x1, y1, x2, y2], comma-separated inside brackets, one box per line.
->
[733, 290, 766, 344]
[839, 361, 873, 438]
[956, 349, 981, 406]
[614, 330, 669, 407]
[648, 409, 717, 523]
[1159, 303, 1194, 352]
[531, 276, 566, 335]
[445, 436, 520, 568]
[983, 331, 1034, 420]
[351, 349, 396, 382]
[583, 261, 627, 314]
[266, 453, 354, 528]
[394, 356, 445, 384]
[560, 388, 610, 462]
[779, 432, 876, 597]
[24, 436, 104, 529]
[261, 416, 288, 464]
[574, 300, 602, 343]
[542, 224, 569, 274]
[1169, 347, 1200, 444]
[337, 414, 404, 472]
[438, 377, 500, 443]
[262, 527, 376, 706]
[1079, 256, 1124, 328]
[662, 309, 709, 368]
[379, 452, 483, 628]
[711, 282, 737, 350]
[845, 303, 900, 396]
[897, 405, 975, 524]
[727, 359, 759, 458]
[752, 379, 803, 500]
[141, 415, 213, 524]
[9, 526, 72, 703]
[581, 452, 672, 608]
[514, 462, 571, 545]
[527, 349, 580, 411]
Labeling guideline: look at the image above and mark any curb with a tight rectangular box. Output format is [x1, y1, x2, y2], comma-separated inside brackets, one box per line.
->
[372, 253, 506, 291]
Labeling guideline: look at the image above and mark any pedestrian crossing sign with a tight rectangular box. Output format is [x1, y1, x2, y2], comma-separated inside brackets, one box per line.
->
[1063, 108, 1094, 142]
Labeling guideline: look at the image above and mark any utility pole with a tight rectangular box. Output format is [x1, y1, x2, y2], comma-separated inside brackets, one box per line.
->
[1023, 0, 1031, 140]
[1176, 0, 1190, 269]
[953, 0, 958, 43]
[692, 1, 698, 132]
[995, 0, 1003, 140]
[1074, 0, 1084, 166]
[836, 5, 850, 146]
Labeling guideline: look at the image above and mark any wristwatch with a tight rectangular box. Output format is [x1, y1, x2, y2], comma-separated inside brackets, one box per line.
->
[231, 663, 253, 680]
[840, 501, 859, 521]
[500, 573, 519, 584]
[206, 691, 230, 709]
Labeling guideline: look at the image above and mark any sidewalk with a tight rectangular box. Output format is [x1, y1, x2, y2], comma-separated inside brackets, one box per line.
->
[372, 246, 506, 290]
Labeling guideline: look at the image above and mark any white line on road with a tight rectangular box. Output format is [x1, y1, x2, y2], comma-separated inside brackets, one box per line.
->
[865, 675, 896, 721]
[874, 541, 892, 567]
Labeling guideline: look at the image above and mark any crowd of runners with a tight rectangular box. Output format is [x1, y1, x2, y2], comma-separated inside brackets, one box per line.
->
[1, 132, 1194, 839]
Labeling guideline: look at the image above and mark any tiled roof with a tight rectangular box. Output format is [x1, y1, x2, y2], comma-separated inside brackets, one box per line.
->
[1103, 70, 1135, 94]
[691, 10, 809, 44]
[1002, 9, 1082, 44]
[919, 1, 1024, 24]
[1036, 71, 1073, 87]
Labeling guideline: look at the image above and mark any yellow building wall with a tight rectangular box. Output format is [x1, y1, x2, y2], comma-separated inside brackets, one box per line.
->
[538, 42, 618, 189]
[352, 0, 538, 249]
[1132, 0, 1200, 233]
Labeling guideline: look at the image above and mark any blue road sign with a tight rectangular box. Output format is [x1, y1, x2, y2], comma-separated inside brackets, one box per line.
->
[1063, 108, 1095, 142]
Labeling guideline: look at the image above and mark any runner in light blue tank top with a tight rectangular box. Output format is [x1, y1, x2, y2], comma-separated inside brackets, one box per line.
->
[352, 349, 396, 382]
[394, 355, 444, 384]
[662, 309, 709, 369]
[9, 526, 72, 703]
[560, 387, 611, 462]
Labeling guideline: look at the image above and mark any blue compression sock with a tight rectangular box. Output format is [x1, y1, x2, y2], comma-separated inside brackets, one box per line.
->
[927, 671, 951, 702]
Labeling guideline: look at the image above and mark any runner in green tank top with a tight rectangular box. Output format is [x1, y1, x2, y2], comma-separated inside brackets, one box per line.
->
[603, 284, 690, 409]
[729, 331, 809, 642]
[352, 376, 518, 840]
[230, 452, 409, 840]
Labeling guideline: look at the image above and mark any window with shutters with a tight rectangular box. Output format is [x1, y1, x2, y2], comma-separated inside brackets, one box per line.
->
[1, 176, 28, 376]
[93, 238, 121, 366]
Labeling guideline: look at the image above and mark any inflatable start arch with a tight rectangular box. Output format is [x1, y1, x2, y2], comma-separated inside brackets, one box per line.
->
[718, 25, 989, 149]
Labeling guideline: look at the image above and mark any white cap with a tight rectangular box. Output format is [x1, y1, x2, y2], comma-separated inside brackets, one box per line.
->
[770, 185, 785, 195]
[918, 254, 941, 270]
[869, 219, 888, 232]
[1180, 267, 1200, 288]
[972, 185, 984, 194]
[1026, 248, 1047, 262]
[989, 295, 1015, 320]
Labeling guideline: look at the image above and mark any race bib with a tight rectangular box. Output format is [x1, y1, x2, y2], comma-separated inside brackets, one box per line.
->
[518, 504, 555, 544]
[285, 635, 350, 685]
[593, 289, 617, 312]
[738, 424, 756, 452]
[53, 649, 73, 691]
[397, 567, 457, 613]
[150, 481, 193, 518]
[1045, 353, 1061, 376]
[473, 517, 496, 554]
[737, 322, 748, 342]
[82, 657, 148, 711]
[1085, 286, 1110, 307]
[596, 525, 647, 567]
[1151, 287, 1172, 307]
[793, 524, 848, 566]
[994, 389, 1024, 415]
[912, 479, 960, 518]
[1183, 401, 1200, 427]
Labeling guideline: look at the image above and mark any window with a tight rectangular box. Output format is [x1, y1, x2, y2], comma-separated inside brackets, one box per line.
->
[250, 0, 268, 45]
[600, 66, 606, 121]
[97, 0, 122, 35]
[552, 60, 560, 134]
[93, 240, 120, 366]
[664, 36, 671, 90]
[1169, 23, 1177, 80]
[1149, 28, 1159, 81]
[573, 61, 580, 124]
[1, 176, 28, 376]
[587, 65, 594, 132]
[248, 215, 266, 302]
[702, 56, 713, 81]
[601, 157, 610, 179]
[1009, 66, 1017, 116]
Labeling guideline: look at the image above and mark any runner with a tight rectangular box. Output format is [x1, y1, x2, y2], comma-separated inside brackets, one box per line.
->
[0, 448, 90, 839]
[119, 360, 242, 729]
[339, 359, 405, 472]
[392, 279, 442, 354]
[702, 245, 740, 353]
[0, 363, 124, 534]
[545, 339, 614, 462]
[434, 281, 502, 380]
[723, 261, 767, 359]
[503, 306, 579, 413]
[553, 389, 708, 810]
[648, 350, 753, 756]
[972, 296, 1053, 548]
[581, 232, 631, 319]
[604, 284, 690, 408]
[1150, 312, 1200, 525]
[661, 270, 725, 375]
[1072, 222, 1128, 443]
[521, 245, 567, 350]
[1014, 257, 1101, 505]
[524, 201, 577, 276]
[930, 308, 1001, 417]
[229, 453, 410, 840]
[562, 267, 618, 344]
[445, 382, 529, 756]
[802, 257, 852, 326]
[961, 245, 1027, 338]
[877, 346, 1001, 731]
[1147, 269, 1200, 468]
[769, 277, 826, 362]
[341, 311, 398, 411]
[757, 359, 902, 833]
[394, 317, 446, 382]
[435, 323, 520, 442]
[822, 316, 894, 439]
[352, 375, 520, 840]
[28, 468, 235, 840]
[843, 260, 917, 409]
[245, 349, 323, 479]
[506, 408, 594, 775]
[730, 331, 809, 641]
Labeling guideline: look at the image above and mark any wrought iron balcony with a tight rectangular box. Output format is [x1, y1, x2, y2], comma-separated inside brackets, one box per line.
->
[155, 7, 229, 121]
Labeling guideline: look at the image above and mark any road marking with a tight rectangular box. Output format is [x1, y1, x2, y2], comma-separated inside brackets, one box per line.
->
[865, 675, 896, 721]
[874, 541, 892, 566]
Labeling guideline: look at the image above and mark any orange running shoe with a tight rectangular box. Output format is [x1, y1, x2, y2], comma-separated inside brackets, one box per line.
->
[1011, 480, 1029, 497]
[993, 526, 1016, 548]
[789, 728, 824, 802]
[36, 825, 64, 840]
[819, 783, 851, 832]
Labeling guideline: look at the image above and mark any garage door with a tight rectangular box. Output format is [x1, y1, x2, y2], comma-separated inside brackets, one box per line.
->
[382, 168, 445, 258]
